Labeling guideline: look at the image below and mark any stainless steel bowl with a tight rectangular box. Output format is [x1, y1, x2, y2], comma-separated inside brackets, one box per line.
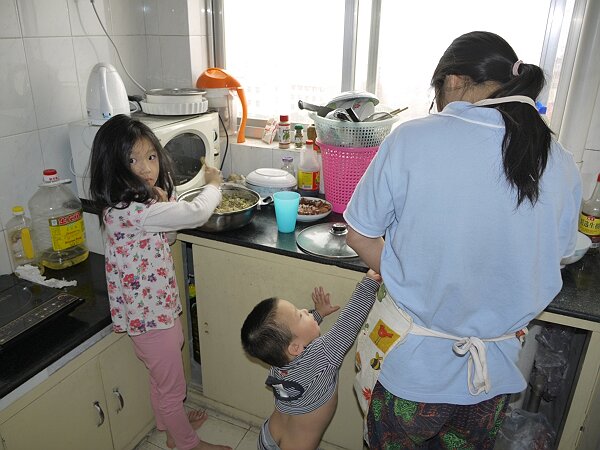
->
[178, 184, 261, 232]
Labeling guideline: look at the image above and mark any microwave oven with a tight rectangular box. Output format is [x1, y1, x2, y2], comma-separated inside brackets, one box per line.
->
[68, 111, 220, 200]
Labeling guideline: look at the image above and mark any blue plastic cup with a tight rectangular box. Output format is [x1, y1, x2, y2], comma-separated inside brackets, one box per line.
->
[273, 191, 301, 233]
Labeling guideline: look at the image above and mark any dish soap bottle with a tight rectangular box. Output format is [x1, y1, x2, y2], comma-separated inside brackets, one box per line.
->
[5, 205, 36, 271]
[28, 169, 89, 269]
[579, 172, 600, 253]
[297, 140, 320, 196]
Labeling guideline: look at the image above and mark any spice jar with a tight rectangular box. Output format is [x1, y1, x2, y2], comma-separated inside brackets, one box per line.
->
[278, 115, 291, 149]
[294, 124, 304, 149]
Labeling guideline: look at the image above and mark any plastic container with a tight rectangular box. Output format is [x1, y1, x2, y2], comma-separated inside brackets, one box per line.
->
[578, 172, 600, 252]
[4, 206, 36, 271]
[278, 115, 291, 149]
[28, 169, 89, 270]
[319, 141, 379, 213]
[297, 140, 320, 193]
[245, 168, 297, 198]
[310, 111, 398, 148]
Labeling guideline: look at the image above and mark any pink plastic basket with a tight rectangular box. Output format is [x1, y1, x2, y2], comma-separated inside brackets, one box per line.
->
[318, 141, 379, 213]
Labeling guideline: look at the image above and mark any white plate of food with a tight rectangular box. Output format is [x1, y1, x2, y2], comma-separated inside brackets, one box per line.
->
[297, 197, 332, 222]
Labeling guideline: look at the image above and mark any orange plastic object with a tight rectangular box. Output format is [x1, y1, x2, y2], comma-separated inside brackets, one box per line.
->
[197, 68, 247, 143]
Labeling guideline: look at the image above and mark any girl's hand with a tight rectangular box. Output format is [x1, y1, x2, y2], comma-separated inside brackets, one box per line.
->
[154, 186, 168, 202]
[205, 166, 223, 187]
[366, 269, 382, 283]
[312, 287, 340, 318]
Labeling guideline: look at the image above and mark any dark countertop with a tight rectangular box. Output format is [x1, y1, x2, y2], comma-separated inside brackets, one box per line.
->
[179, 205, 600, 324]
[0, 252, 110, 401]
[2, 205, 598, 404]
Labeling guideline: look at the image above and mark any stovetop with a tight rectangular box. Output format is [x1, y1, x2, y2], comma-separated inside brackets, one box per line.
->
[0, 275, 83, 350]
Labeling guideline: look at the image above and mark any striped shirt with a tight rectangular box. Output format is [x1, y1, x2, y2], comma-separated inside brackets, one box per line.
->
[266, 277, 380, 415]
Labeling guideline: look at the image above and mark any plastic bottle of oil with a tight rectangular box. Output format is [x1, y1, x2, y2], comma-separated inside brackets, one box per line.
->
[5, 205, 36, 271]
[28, 169, 89, 269]
[579, 172, 600, 253]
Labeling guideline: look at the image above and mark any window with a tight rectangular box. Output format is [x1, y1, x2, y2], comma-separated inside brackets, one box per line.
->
[212, 0, 577, 127]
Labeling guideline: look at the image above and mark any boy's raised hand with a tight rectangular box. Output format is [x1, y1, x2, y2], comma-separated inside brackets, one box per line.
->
[312, 287, 340, 318]
[366, 269, 382, 283]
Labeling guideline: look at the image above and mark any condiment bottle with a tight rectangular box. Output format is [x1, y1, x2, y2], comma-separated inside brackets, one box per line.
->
[297, 140, 320, 194]
[4, 205, 36, 271]
[307, 124, 320, 152]
[579, 172, 600, 252]
[294, 124, 304, 149]
[281, 156, 296, 178]
[278, 115, 291, 149]
[28, 169, 89, 269]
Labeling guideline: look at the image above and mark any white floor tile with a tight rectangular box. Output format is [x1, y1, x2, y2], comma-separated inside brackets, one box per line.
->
[235, 429, 259, 450]
[197, 415, 248, 449]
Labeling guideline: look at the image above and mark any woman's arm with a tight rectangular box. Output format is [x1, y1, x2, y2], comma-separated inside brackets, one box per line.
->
[346, 225, 384, 274]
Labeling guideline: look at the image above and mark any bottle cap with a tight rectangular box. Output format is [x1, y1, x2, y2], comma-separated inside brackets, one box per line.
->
[279, 115, 289, 122]
[43, 169, 59, 183]
[282, 156, 293, 162]
[305, 139, 314, 146]
[12, 206, 24, 215]
[294, 124, 304, 130]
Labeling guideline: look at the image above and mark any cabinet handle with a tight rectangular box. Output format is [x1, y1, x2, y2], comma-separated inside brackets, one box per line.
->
[93, 401, 105, 427]
[113, 388, 125, 412]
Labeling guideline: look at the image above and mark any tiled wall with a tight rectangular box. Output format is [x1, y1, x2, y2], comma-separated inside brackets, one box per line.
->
[0, 0, 210, 274]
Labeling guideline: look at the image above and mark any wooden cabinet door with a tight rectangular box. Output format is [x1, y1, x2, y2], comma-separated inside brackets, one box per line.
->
[193, 242, 365, 450]
[98, 334, 154, 450]
[0, 358, 112, 450]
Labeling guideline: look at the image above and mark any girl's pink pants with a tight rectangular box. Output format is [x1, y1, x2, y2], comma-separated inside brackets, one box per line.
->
[131, 318, 200, 450]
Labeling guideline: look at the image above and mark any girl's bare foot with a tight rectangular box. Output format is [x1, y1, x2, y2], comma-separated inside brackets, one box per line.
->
[166, 410, 209, 448]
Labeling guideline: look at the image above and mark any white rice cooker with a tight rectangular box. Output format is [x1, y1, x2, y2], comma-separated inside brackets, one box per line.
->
[245, 168, 296, 198]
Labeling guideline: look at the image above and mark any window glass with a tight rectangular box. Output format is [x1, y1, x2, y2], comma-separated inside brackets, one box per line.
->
[222, 0, 572, 126]
[223, 0, 346, 123]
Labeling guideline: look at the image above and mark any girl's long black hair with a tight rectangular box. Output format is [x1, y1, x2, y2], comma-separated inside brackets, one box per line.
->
[431, 31, 552, 207]
[88, 114, 174, 223]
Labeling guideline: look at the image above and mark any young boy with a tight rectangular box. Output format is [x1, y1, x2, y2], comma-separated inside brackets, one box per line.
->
[241, 270, 381, 450]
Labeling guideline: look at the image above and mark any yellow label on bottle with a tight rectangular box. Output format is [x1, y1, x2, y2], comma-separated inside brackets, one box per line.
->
[298, 170, 319, 190]
[579, 213, 600, 237]
[48, 209, 86, 251]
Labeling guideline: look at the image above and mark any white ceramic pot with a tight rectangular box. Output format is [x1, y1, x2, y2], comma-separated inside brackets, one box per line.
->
[245, 168, 297, 198]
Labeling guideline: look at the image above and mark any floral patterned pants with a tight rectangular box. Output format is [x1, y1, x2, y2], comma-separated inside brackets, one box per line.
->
[366, 381, 509, 449]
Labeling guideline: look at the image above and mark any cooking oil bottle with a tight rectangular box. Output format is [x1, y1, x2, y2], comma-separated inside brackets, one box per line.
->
[5, 205, 36, 271]
[28, 169, 89, 269]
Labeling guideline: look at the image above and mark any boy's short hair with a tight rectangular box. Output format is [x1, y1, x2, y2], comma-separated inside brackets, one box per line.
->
[241, 297, 292, 367]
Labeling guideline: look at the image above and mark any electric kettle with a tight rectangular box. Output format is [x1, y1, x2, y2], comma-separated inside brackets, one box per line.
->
[196, 68, 248, 143]
[86, 62, 130, 125]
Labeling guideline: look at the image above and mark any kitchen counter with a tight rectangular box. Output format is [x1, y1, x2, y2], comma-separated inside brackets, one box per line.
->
[179, 204, 600, 324]
[0, 252, 111, 401]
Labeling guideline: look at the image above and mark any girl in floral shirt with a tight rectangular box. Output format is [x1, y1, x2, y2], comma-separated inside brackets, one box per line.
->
[89, 114, 230, 450]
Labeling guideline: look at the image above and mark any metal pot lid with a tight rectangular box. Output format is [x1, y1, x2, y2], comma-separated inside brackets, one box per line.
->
[296, 222, 358, 259]
[146, 88, 206, 97]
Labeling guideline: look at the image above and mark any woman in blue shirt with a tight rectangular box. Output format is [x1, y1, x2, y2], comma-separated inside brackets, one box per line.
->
[344, 31, 581, 449]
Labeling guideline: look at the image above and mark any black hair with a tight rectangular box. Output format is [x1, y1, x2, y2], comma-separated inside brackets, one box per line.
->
[241, 297, 292, 367]
[431, 31, 552, 207]
[88, 114, 174, 222]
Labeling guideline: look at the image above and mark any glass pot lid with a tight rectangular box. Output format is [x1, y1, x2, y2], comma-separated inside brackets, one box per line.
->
[296, 222, 358, 259]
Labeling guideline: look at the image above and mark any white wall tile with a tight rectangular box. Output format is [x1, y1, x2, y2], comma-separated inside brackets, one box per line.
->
[145, 35, 163, 89]
[0, 0, 21, 38]
[110, 35, 148, 96]
[142, 0, 159, 35]
[67, 0, 112, 37]
[187, 0, 207, 36]
[230, 143, 272, 177]
[0, 38, 37, 137]
[83, 211, 104, 254]
[109, 0, 145, 36]
[24, 37, 82, 129]
[159, 36, 192, 87]
[0, 131, 44, 226]
[580, 149, 600, 199]
[72, 36, 113, 117]
[157, 0, 189, 36]
[39, 125, 78, 195]
[189, 35, 208, 88]
[17, 0, 70, 37]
